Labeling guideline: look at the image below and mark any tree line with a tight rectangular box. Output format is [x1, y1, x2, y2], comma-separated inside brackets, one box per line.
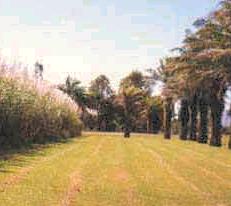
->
[157, 0, 231, 148]
[59, 0, 231, 149]
[58, 72, 164, 138]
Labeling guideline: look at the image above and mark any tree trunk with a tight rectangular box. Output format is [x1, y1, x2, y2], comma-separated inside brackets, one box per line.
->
[124, 131, 130, 138]
[147, 119, 151, 134]
[198, 95, 208, 144]
[210, 97, 224, 147]
[124, 119, 131, 138]
[189, 94, 198, 141]
[228, 136, 231, 149]
[124, 126, 130, 138]
[97, 106, 101, 131]
[179, 98, 189, 140]
[164, 97, 172, 139]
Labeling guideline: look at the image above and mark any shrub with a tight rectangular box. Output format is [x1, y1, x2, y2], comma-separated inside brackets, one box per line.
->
[0, 68, 82, 148]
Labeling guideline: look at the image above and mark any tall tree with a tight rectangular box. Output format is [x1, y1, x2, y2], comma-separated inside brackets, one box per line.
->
[58, 76, 87, 115]
[117, 86, 146, 137]
[120, 71, 151, 93]
[149, 59, 175, 139]
[189, 92, 198, 141]
[179, 98, 190, 140]
[163, 96, 173, 139]
[120, 71, 151, 132]
[146, 96, 164, 133]
[166, 0, 231, 145]
[89, 75, 113, 131]
[189, 0, 231, 146]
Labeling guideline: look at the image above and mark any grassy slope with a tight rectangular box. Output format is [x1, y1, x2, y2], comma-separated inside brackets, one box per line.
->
[0, 132, 230, 206]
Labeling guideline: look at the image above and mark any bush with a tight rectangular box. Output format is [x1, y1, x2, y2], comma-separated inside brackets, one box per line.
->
[0, 73, 82, 148]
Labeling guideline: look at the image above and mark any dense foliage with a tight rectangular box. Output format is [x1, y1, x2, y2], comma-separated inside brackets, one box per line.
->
[0, 70, 82, 148]
[2, 0, 229, 149]
[55, 0, 231, 147]
[154, 0, 231, 148]
[59, 72, 164, 137]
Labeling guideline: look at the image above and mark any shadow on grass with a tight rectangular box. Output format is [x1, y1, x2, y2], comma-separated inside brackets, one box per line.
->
[0, 135, 88, 174]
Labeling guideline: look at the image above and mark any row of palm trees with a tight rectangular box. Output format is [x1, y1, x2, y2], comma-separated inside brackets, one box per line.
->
[59, 72, 164, 137]
[158, 0, 231, 148]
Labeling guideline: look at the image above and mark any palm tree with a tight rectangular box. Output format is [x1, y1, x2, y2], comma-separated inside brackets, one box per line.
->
[189, 92, 198, 141]
[120, 70, 151, 94]
[197, 90, 209, 143]
[170, 0, 231, 145]
[157, 55, 196, 140]
[150, 59, 177, 139]
[59, 76, 87, 116]
[190, 1, 231, 146]
[163, 96, 173, 139]
[148, 0, 231, 145]
[120, 71, 152, 133]
[88, 75, 113, 131]
[146, 96, 164, 133]
[179, 98, 190, 140]
[117, 86, 146, 138]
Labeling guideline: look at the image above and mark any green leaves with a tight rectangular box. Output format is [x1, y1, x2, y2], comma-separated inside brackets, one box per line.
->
[0, 76, 82, 148]
[160, 0, 231, 100]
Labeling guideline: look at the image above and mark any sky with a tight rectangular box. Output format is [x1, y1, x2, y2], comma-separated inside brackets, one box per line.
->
[0, 0, 220, 89]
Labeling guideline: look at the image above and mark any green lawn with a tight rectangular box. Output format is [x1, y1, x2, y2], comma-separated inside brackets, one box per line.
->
[0, 132, 231, 206]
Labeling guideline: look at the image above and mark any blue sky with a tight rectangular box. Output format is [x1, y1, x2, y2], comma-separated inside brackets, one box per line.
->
[0, 0, 220, 89]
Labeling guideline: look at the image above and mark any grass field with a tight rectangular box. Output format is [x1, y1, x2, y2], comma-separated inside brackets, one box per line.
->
[0, 132, 230, 206]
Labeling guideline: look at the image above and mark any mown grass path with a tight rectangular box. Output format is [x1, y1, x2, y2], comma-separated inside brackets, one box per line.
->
[0, 132, 230, 206]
